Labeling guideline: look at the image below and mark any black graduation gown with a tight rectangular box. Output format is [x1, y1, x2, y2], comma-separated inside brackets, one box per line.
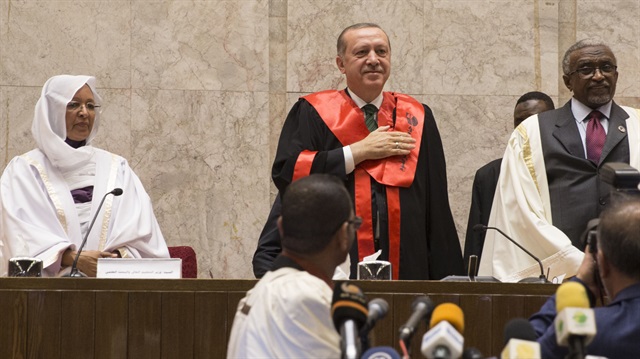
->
[463, 158, 501, 269]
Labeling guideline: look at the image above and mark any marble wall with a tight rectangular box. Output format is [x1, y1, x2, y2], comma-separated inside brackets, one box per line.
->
[1, 0, 639, 278]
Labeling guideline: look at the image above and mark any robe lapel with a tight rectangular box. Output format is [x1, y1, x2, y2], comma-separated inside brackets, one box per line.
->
[551, 102, 585, 158]
[599, 101, 629, 165]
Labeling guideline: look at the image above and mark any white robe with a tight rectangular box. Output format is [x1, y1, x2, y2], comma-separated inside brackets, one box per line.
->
[0, 148, 169, 276]
[478, 106, 640, 282]
[227, 267, 340, 358]
[0, 74, 168, 277]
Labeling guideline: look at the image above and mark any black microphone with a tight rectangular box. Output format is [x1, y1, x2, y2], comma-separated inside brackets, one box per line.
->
[503, 317, 537, 344]
[359, 298, 389, 351]
[461, 347, 484, 359]
[66, 188, 123, 277]
[360, 298, 389, 336]
[473, 224, 548, 283]
[398, 295, 435, 347]
[332, 282, 368, 359]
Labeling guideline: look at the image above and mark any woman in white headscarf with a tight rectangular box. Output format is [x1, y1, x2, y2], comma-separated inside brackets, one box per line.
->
[0, 75, 169, 277]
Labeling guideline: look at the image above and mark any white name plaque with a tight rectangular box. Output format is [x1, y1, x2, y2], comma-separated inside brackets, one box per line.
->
[97, 258, 182, 279]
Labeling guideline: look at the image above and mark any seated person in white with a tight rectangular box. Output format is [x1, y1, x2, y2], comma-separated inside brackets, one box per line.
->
[227, 174, 357, 358]
[0, 75, 169, 277]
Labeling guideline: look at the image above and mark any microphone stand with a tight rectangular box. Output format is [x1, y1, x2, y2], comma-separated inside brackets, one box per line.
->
[65, 188, 123, 277]
[474, 224, 548, 283]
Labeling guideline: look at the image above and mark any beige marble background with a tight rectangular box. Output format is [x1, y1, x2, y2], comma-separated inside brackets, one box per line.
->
[1, 0, 639, 278]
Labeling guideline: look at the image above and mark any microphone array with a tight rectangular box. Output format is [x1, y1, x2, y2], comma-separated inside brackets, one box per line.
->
[331, 282, 476, 359]
[331, 280, 599, 359]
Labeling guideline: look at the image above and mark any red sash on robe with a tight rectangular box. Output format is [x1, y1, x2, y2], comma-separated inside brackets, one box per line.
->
[298, 90, 425, 279]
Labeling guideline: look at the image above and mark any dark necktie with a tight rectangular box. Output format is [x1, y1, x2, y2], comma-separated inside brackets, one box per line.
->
[585, 110, 606, 163]
[362, 104, 378, 132]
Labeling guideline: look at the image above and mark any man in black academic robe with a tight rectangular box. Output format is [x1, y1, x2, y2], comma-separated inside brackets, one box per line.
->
[259, 23, 463, 280]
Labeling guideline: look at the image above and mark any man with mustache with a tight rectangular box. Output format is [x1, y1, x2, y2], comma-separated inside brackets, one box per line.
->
[479, 40, 640, 282]
[270, 23, 463, 280]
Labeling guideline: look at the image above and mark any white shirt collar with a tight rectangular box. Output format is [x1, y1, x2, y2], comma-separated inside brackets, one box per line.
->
[348, 88, 383, 109]
[571, 98, 613, 122]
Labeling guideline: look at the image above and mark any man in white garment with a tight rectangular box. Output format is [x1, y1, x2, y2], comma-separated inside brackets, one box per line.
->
[479, 39, 640, 282]
[227, 174, 356, 358]
[0, 75, 168, 277]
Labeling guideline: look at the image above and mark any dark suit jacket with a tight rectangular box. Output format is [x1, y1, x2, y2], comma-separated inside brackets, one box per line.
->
[538, 100, 630, 247]
[463, 158, 501, 270]
[252, 194, 282, 278]
[531, 279, 640, 358]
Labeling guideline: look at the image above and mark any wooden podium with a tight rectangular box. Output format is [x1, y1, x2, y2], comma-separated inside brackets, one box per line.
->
[0, 278, 556, 358]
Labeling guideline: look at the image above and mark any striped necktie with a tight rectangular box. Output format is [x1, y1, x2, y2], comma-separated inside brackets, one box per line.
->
[362, 104, 378, 132]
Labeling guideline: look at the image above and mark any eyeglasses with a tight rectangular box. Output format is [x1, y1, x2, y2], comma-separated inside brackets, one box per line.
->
[567, 64, 617, 77]
[66, 101, 101, 113]
[347, 216, 363, 230]
[327, 216, 363, 235]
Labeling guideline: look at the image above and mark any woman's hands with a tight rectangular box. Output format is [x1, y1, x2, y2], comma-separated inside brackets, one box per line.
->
[62, 248, 118, 277]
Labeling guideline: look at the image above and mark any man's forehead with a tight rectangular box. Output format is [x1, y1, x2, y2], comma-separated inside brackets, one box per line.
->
[571, 45, 615, 63]
[515, 100, 547, 119]
[344, 27, 389, 46]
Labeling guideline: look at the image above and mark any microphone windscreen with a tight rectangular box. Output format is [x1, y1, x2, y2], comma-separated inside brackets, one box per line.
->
[331, 282, 368, 330]
[462, 347, 484, 359]
[555, 282, 589, 312]
[411, 295, 434, 312]
[361, 346, 401, 359]
[472, 224, 486, 232]
[368, 298, 389, 318]
[111, 188, 124, 196]
[503, 318, 537, 344]
[429, 303, 464, 333]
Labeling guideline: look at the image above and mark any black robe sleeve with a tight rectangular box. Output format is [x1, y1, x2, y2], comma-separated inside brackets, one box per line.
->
[271, 99, 347, 194]
[422, 105, 465, 278]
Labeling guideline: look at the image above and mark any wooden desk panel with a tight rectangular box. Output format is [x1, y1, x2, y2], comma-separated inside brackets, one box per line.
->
[0, 278, 556, 358]
[95, 291, 128, 359]
[129, 292, 162, 359]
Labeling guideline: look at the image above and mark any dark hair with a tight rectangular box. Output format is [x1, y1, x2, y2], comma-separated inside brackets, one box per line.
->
[598, 196, 640, 280]
[562, 39, 615, 75]
[515, 91, 555, 110]
[280, 174, 352, 254]
[337, 23, 390, 57]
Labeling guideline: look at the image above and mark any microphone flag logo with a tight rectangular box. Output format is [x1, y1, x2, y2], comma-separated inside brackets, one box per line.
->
[573, 311, 588, 324]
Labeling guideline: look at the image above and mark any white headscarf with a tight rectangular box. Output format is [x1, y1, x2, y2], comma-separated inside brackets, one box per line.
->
[31, 75, 103, 171]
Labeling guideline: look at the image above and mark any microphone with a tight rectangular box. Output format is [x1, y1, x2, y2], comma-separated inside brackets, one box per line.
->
[554, 282, 596, 359]
[468, 254, 479, 279]
[66, 188, 123, 277]
[462, 347, 484, 359]
[361, 346, 401, 359]
[420, 303, 464, 359]
[500, 318, 541, 359]
[359, 298, 389, 350]
[332, 282, 368, 359]
[398, 295, 435, 347]
[473, 224, 548, 283]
